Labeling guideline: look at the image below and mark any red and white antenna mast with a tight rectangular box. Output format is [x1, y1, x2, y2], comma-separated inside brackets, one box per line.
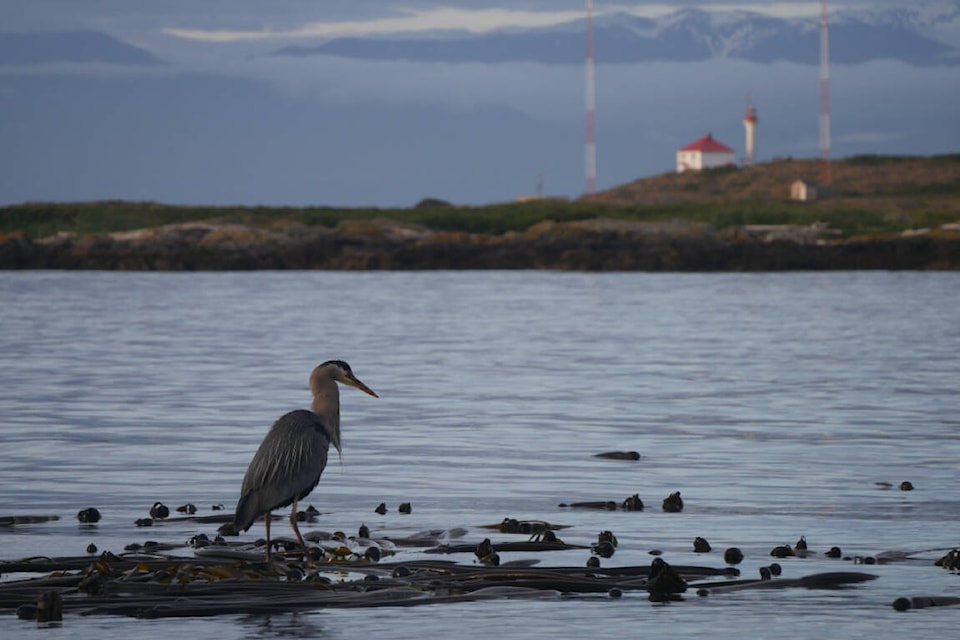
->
[585, 0, 597, 196]
[819, 0, 832, 185]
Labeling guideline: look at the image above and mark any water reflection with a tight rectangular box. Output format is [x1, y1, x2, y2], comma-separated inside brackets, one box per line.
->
[239, 612, 328, 639]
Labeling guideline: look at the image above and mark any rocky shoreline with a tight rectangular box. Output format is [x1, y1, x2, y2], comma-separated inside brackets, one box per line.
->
[2, 218, 959, 271]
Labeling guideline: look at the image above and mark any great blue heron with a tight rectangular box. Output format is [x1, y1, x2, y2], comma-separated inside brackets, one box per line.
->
[233, 360, 378, 561]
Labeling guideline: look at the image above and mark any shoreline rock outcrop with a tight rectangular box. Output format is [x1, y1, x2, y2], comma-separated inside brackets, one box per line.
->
[2, 219, 959, 271]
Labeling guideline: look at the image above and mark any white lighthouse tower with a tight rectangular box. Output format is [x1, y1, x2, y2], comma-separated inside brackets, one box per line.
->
[743, 100, 757, 166]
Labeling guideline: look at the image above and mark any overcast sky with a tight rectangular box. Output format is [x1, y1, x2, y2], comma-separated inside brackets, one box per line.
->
[1, 2, 922, 35]
[2, 1, 957, 206]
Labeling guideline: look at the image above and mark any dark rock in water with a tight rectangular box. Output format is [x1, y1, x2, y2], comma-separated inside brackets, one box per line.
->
[536, 530, 558, 543]
[598, 530, 618, 548]
[693, 537, 712, 553]
[475, 538, 499, 565]
[899, 481, 914, 491]
[759, 566, 772, 580]
[594, 451, 640, 461]
[296, 507, 320, 522]
[475, 538, 492, 559]
[399, 502, 412, 514]
[86, 543, 98, 554]
[16, 603, 37, 620]
[662, 491, 683, 513]
[358, 523, 370, 538]
[724, 547, 744, 565]
[496, 518, 554, 534]
[77, 507, 101, 523]
[189, 533, 210, 548]
[608, 587, 623, 598]
[826, 546, 842, 558]
[795, 536, 807, 550]
[374, 502, 387, 515]
[770, 545, 795, 558]
[769, 563, 782, 576]
[587, 556, 601, 568]
[499, 517, 520, 533]
[622, 494, 644, 511]
[150, 501, 170, 519]
[35, 591, 63, 622]
[647, 557, 687, 601]
[135, 517, 153, 527]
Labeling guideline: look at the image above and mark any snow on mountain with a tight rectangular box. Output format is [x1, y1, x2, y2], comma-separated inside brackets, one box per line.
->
[270, 6, 959, 67]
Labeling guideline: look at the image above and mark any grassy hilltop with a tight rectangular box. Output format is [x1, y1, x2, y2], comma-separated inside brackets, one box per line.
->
[2, 154, 959, 240]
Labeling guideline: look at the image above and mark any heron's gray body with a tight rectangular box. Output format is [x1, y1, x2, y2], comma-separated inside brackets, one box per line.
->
[234, 409, 332, 533]
[232, 360, 377, 560]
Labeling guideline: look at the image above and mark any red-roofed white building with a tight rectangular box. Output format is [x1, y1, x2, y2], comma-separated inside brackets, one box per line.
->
[676, 133, 736, 173]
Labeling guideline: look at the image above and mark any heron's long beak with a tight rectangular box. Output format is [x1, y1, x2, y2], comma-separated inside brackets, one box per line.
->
[347, 374, 378, 398]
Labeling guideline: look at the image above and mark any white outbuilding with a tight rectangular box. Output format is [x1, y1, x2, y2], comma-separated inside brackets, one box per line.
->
[790, 179, 818, 201]
[676, 133, 736, 173]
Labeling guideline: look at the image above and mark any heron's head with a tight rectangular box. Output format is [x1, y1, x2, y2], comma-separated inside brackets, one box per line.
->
[311, 361, 378, 459]
[323, 360, 379, 399]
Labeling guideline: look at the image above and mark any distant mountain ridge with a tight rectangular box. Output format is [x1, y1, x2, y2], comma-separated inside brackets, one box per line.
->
[0, 30, 161, 66]
[274, 7, 959, 66]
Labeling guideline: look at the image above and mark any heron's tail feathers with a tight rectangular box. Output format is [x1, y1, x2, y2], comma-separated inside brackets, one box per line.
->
[233, 492, 261, 533]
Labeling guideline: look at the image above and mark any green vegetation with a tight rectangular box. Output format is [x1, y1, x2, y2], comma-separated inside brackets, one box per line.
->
[2, 155, 958, 240]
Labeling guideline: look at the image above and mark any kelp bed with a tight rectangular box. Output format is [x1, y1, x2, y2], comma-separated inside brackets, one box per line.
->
[2, 512, 958, 621]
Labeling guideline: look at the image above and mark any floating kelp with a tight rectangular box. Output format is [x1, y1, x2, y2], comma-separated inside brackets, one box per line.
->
[0, 534, 889, 620]
[892, 595, 960, 611]
[8, 512, 955, 620]
[0, 515, 60, 527]
[558, 493, 644, 511]
[480, 518, 569, 534]
[593, 451, 641, 461]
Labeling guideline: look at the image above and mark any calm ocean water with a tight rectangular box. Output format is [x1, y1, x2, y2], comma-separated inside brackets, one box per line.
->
[1, 271, 958, 639]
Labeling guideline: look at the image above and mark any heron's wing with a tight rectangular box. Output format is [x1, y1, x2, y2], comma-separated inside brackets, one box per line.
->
[234, 410, 330, 531]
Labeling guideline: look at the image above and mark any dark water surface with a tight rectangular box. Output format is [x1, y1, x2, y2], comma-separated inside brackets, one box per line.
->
[1, 271, 958, 638]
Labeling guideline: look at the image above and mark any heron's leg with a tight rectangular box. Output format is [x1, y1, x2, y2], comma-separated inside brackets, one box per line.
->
[289, 498, 307, 557]
[264, 514, 272, 562]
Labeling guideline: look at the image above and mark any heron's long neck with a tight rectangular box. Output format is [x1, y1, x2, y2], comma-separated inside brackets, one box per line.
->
[311, 381, 342, 456]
